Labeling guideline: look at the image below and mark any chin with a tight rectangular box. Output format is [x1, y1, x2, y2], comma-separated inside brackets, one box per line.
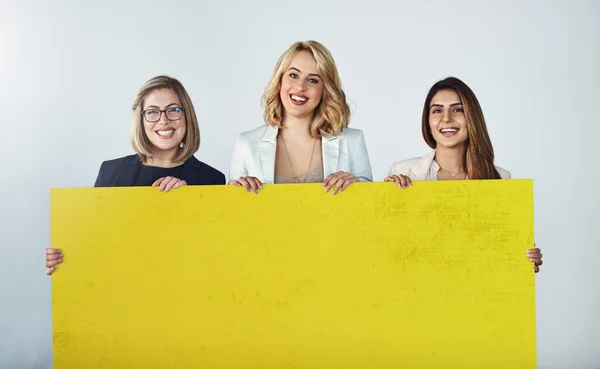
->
[287, 108, 313, 119]
[151, 143, 178, 152]
[437, 141, 467, 149]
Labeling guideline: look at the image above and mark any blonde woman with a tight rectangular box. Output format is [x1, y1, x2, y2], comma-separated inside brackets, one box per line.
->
[45, 75, 225, 275]
[385, 76, 543, 272]
[229, 40, 372, 194]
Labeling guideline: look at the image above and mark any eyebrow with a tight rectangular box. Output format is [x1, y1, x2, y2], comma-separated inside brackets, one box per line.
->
[288, 67, 322, 79]
[144, 103, 181, 109]
[430, 102, 463, 108]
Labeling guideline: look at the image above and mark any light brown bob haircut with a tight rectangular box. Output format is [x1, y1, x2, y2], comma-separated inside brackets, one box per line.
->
[131, 75, 200, 164]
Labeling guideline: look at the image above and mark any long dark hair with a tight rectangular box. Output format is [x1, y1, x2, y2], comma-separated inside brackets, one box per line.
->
[421, 77, 500, 179]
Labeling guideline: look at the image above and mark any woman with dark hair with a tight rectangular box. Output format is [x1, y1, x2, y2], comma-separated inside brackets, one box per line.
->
[385, 76, 543, 272]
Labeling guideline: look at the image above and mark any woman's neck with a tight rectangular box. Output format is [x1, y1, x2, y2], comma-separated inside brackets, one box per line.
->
[281, 115, 314, 142]
[144, 148, 180, 168]
[434, 145, 467, 174]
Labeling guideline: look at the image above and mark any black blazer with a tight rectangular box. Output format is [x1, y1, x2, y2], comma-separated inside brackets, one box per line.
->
[94, 154, 226, 187]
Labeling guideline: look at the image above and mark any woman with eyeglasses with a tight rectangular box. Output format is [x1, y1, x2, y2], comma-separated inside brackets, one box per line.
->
[45, 75, 225, 275]
[229, 40, 372, 195]
[384, 76, 543, 272]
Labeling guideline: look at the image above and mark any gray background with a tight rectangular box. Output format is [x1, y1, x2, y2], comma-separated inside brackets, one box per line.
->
[1, 0, 599, 368]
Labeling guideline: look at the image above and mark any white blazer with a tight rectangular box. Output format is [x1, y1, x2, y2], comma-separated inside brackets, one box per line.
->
[388, 150, 511, 180]
[229, 125, 373, 183]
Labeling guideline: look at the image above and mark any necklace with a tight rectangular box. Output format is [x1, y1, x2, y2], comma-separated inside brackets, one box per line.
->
[280, 135, 317, 183]
[439, 167, 465, 177]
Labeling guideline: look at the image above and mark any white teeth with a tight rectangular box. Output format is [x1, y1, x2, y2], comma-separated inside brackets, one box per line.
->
[291, 95, 307, 102]
[157, 130, 174, 136]
[440, 128, 458, 133]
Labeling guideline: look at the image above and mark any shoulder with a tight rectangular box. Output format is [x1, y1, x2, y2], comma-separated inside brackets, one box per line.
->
[99, 154, 139, 172]
[333, 128, 367, 149]
[94, 154, 139, 187]
[495, 165, 511, 179]
[388, 156, 423, 176]
[185, 156, 226, 184]
[237, 125, 272, 142]
[232, 125, 275, 153]
[233, 125, 277, 156]
[337, 127, 365, 140]
[388, 151, 435, 178]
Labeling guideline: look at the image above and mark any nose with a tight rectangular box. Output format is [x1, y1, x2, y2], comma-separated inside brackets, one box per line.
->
[294, 79, 306, 92]
[442, 109, 452, 123]
[158, 110, 169, 125]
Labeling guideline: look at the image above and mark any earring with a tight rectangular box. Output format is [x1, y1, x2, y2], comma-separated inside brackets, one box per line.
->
[179, 141, 184, 148]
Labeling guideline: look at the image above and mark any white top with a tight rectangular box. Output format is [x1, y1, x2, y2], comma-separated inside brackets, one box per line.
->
[230, 125, 373, 184]
[388, 150, 511, 180]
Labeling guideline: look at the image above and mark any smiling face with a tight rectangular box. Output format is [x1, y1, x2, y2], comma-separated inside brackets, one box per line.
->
[142, 88, 186, 155]
[428, 89, 468, 149]
[279, 50, 324, 120]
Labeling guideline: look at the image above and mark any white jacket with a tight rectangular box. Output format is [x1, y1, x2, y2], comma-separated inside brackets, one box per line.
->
[388, 150, 511, 179]
[230, 125, 373, 183]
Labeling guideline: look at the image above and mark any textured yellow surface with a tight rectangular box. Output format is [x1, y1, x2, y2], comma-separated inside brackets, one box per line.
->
[51, 181, 535, 369]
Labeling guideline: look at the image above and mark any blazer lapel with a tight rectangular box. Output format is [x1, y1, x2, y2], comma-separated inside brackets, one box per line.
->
[259, 126, 278, 184]
[114, 155, 141, 186]
[322, 135, 340, 178]
[409, 150, 436, 180]
[180, 156, 202, 185]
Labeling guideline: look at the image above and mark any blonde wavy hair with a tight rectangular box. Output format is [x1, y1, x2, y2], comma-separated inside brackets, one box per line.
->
[131, 75, 200, 164]
[261, 40, 351, 137]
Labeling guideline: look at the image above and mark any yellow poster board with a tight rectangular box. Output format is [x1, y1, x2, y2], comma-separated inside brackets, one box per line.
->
[51, 181, 536, 368]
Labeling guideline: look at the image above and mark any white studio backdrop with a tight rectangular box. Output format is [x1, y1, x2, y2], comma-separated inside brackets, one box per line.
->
[0, 0, 599, 368]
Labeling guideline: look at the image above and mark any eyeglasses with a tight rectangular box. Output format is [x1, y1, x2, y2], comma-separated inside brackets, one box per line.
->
[142, 107, 184, 123]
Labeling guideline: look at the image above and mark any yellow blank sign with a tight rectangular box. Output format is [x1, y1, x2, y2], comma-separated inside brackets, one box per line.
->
[51, 181, 535, 368]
